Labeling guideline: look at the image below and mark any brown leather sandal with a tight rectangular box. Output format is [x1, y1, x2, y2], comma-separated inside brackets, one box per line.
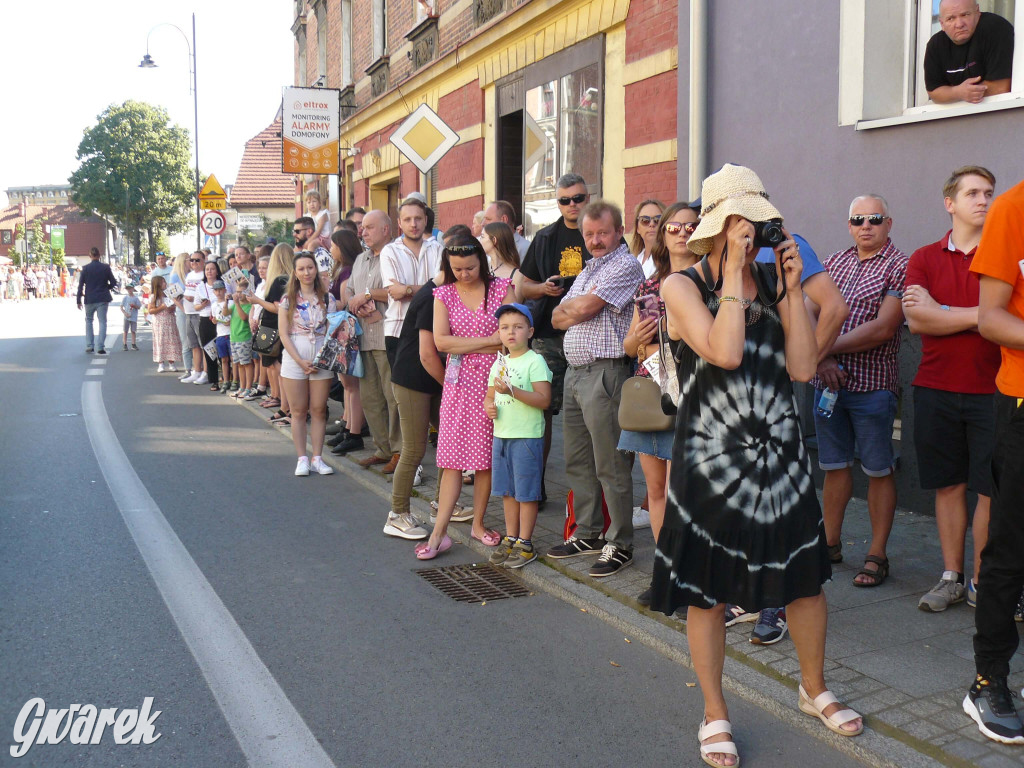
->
[827, 542, 843, 563]
[853, 555, 889, 587]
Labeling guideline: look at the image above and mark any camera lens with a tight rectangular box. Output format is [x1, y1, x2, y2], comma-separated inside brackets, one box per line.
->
[753, 219, 785, 249]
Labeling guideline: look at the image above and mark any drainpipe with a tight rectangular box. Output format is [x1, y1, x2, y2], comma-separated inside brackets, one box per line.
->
[688, 0, 708, 201]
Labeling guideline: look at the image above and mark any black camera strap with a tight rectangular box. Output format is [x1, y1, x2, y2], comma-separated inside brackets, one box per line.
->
[697, 250, 786, 308]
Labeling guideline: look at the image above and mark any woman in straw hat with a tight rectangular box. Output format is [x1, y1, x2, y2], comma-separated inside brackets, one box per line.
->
[651, 165, 862, 767]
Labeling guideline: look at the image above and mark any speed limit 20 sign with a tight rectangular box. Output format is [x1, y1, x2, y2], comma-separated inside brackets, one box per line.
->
[200, 210, 227, 236]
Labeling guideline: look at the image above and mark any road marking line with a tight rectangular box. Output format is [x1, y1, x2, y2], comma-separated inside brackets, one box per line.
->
[85, 369, 105, 376]
[91, 359, 108, 365]
[81, 381, 336, 768]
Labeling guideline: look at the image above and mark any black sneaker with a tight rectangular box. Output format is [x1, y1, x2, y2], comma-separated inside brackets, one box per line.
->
[326, 429, 351, 447]
[589, 544, 633, 578]
[637, 584, 653, 606]
[330, 435, 364, 455]
[547, 536, 605, 559]
[963, 675, 1024, 744]
[96, 349, 107, 355]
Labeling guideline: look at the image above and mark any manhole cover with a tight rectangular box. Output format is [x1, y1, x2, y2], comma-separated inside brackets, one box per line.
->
[416, 563, 531, 603]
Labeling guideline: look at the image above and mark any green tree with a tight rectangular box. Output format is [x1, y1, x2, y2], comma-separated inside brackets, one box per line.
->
[69, 100, 195, 262]
[265, 218, 295, 247]
[10, 223, 24, 266]
[28, 220, 46, 265]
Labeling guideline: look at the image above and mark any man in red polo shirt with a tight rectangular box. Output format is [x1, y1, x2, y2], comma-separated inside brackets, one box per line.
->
[904, 166, 1000, 613]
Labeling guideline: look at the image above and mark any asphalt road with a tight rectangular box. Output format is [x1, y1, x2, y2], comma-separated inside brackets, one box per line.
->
[0, 298, 869, 767]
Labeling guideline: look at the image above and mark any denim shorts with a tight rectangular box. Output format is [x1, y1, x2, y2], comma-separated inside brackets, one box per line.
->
[491, 437, 544, 502]
[813, 388, 897, 476]
[215, 335, 231, 359]
[617, 427, 674, 460]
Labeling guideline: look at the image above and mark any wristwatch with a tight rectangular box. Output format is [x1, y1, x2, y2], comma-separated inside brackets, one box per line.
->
[405, 285, 413, 297]
[364, 290, 372, 300]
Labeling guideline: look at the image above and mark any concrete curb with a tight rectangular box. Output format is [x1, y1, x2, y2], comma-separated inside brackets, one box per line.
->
[239, 399, 960, 768]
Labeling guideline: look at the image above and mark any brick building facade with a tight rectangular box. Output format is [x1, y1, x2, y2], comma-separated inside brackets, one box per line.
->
[291, 0, 681, 234]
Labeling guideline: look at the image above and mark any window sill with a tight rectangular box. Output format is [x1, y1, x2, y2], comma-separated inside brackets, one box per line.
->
[856, 92, 1024, 130]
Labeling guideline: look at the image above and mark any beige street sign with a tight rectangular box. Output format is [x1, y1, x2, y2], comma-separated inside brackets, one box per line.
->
[389, 103, 460, 175]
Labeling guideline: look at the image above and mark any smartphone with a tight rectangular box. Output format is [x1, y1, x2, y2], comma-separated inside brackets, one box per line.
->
[548, 276, 566, 288]
[637, 294, 660, 321]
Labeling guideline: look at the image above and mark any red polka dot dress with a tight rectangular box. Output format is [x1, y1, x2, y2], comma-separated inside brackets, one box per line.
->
[434, 278, 510, 471]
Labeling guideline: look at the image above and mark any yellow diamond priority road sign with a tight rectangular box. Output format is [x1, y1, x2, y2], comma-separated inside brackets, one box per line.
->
[389, 104, 460, 175]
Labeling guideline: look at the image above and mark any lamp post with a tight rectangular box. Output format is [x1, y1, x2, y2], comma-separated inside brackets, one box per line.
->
[139, 13, 200, 250]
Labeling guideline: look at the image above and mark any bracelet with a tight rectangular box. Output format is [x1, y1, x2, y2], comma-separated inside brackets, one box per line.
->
[719, 296, 751, 307]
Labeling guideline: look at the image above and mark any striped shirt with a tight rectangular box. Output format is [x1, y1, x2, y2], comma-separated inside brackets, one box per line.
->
[562, 243, 644, 367]
[812, 239, 908, 393]
[379, 236, 444, 337]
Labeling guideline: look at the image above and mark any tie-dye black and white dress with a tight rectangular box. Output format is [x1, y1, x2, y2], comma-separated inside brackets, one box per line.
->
[650, 265, 831, 614]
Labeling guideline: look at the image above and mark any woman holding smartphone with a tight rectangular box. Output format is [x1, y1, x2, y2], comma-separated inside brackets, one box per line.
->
[619, 201, 700, 605]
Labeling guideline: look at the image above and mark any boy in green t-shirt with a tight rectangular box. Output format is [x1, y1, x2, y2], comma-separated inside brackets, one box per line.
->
[484, 303, 552, 568]
[228, 278, 256, 399]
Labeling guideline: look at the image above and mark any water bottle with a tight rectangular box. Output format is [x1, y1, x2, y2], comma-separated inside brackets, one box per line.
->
[816, 388, 838, 419]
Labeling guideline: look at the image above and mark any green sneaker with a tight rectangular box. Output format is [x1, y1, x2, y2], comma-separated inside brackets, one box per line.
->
[504, 541, 537, 569]
[220, 382, 231, 393]
[488, 536, 516, 566]
[230, 381, 240, 391]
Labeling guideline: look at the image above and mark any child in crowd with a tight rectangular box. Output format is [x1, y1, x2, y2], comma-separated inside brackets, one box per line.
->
[121, 284, 142, 351]
[484, 303, 551, 568]
[229, 279, 256, 399]
[210, 280, 234, 392]
[148, 275, 181, 372]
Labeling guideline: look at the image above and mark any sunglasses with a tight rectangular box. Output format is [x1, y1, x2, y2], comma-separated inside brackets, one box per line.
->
[664, 221, 698, 235]
[292, 228, 307, 234]
[849, 215, 888, 227]
[557, 193, 587, 206]
[637, 215, 661, 226]
[189, 258, 203, 263]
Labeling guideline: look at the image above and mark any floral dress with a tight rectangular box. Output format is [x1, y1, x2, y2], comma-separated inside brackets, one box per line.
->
[151, 301, 181, 363]
[434, 277, 511, 471]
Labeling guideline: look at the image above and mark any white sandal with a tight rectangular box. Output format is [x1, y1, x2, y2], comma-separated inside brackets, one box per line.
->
[798, 685, 863, 736]
[698, 718, 740, 767]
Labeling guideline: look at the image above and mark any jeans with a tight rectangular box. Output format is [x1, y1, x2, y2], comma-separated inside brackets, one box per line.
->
[974, 392, 1024, 678]
[84, 302, 109, 351]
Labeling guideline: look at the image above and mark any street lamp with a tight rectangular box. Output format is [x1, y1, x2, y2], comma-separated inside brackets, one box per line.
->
[139, 13, 201, 249]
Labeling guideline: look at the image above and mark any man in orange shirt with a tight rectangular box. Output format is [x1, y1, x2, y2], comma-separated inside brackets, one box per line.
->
[963, 177, 1024, 745]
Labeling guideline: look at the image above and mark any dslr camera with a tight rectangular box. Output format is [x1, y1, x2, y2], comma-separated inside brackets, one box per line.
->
[752, 219, 785, 249]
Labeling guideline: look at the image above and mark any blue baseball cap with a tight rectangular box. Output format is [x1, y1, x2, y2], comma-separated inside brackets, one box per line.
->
[494, 302, 533, 327]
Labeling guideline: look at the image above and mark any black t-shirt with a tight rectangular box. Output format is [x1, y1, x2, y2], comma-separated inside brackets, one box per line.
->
[391, 279, 443, 395]
[924, 12, 1015, 91]
[260, 275, 288, 330]
[520, 218, 589, 337]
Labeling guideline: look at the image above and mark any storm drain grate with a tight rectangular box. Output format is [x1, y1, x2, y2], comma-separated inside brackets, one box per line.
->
[416, 563, 532, 603]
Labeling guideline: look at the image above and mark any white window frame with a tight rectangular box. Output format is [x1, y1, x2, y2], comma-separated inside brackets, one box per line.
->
[341, 0, 353, 86]
[839, 0, 1024, 130]
[373, 0, 388, 60]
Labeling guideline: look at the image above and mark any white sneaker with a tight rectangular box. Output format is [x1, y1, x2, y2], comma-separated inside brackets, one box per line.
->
[383, 511, 428, 540]
[180, 371, 197, 383]
[157, 363, 166, 373]
[310, 456, 334, 475]
[168, 363, 177, 372]
[632, 505, 651, 530]
[412, 464, 424, 487]
[194, 371, 209, 384]
[295, 457, 310, 477]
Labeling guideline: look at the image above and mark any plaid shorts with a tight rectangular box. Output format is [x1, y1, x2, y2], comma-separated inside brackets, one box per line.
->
[230, 340, 253, 365]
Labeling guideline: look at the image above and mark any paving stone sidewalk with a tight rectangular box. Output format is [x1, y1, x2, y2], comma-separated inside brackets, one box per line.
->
[265, 404, 1024, 768]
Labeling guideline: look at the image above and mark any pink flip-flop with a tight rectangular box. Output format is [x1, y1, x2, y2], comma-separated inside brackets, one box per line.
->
[472, 529, 502, 547]
[415, 535, 453, 560]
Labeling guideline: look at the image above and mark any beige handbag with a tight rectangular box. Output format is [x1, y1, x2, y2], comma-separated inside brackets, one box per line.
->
[618, 317, 675, 432]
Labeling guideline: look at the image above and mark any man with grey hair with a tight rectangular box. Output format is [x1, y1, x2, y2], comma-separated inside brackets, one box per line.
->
[482, 200, 531, 258]
[924, 0, 1014, 104]
[519, 173, 591, 503]
[546, 199, 643, 577]
[812, 194, 908, 589]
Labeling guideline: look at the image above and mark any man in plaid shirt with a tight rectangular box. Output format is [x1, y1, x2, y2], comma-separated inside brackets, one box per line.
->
[546, 200, 644, 578]
[813, 194, 908, 588]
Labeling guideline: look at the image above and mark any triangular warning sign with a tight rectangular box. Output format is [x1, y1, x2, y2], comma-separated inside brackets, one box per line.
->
[198, 174, 226, 200]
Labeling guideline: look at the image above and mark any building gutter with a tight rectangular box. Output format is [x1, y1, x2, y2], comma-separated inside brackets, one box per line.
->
[688, 0, 708, 200]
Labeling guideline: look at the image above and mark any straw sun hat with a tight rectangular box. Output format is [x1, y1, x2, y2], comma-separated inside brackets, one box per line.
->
[687, 164, 784, 256]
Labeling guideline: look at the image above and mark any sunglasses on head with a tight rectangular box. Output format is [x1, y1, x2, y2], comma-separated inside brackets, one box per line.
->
[557, 193, 587, 206]
[637, 215, 661, 226]
[849, 215, 888, 227]
[664, 221, 698, 235]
